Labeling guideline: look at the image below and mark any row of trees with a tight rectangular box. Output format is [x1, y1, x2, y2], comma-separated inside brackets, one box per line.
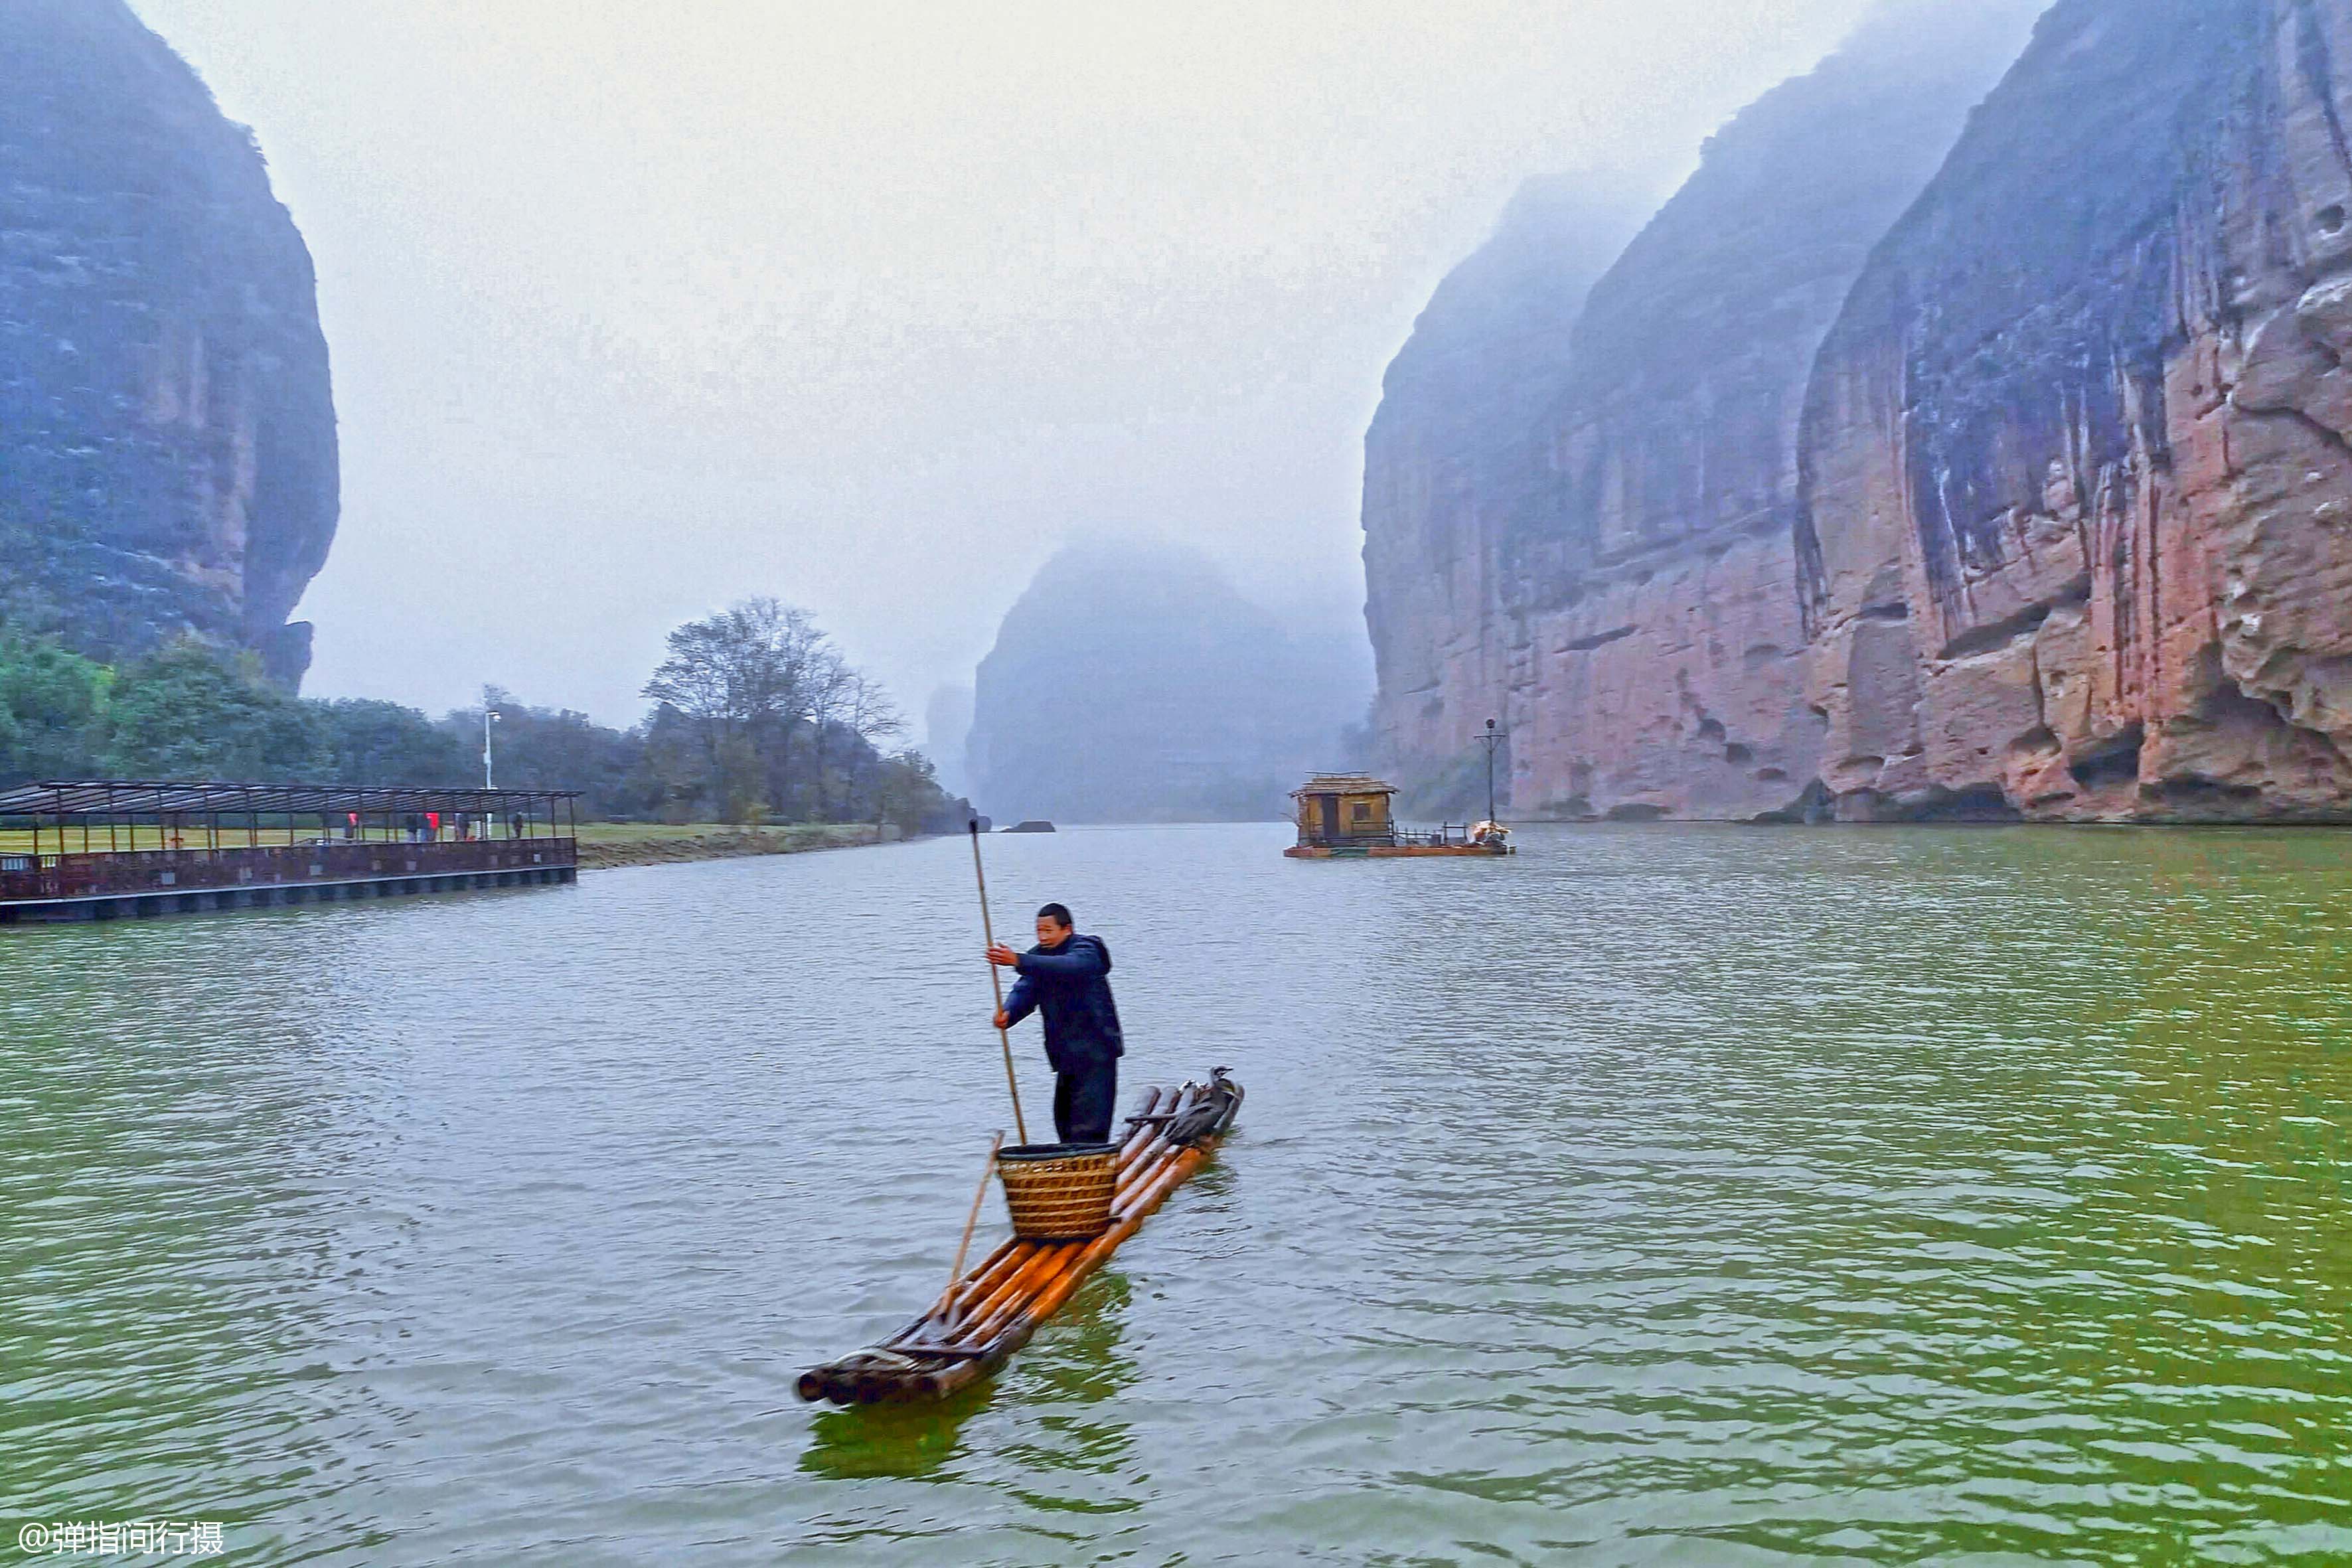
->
[0, 599, 968, 834]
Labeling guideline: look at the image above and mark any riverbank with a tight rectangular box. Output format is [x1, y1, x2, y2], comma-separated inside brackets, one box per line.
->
[573, 822, 900, 870]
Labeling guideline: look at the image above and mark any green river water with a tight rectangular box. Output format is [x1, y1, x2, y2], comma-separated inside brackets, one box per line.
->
[3, 823, 2349, 1564]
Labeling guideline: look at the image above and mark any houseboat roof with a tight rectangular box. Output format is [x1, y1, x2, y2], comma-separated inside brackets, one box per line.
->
[1289, 774, 1399, 799]
[0, 779, 581, 820]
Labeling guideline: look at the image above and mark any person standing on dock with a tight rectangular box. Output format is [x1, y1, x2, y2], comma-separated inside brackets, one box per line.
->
[989, 903, 1123, 1144]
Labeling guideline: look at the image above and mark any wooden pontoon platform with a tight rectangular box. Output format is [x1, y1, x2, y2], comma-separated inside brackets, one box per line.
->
[797, 1071, 1242, 1405]
[1283, 840, 1510, 858]
[0, 780, 580, 924]
[1284, 774, 1513, 859]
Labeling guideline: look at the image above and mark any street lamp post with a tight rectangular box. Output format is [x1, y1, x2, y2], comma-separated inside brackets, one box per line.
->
[1479, 717, 1504, 824]
[483, 708, 501, 790]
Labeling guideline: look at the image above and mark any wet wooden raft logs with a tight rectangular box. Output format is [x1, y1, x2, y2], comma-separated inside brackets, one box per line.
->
[797, 1070, 1243, 1405]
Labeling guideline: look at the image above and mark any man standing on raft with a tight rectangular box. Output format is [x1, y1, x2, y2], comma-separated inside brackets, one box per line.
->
[989, 902, 1123, 1144]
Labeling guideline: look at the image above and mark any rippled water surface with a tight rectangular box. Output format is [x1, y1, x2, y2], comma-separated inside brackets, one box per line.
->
[6, 823, 2352, 1564]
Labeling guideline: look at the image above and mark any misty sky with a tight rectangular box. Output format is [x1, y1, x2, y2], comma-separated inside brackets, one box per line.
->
[129, 0, 1880, 742]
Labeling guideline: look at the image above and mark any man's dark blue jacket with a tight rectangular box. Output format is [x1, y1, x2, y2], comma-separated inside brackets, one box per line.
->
[1002, 933, 1124, 1073]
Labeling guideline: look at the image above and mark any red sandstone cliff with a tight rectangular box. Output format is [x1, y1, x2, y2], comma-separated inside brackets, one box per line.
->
[1362, 0, 2045, 819]
[1800, 0, 2352, 822]
[1360, 178, 1646, 806]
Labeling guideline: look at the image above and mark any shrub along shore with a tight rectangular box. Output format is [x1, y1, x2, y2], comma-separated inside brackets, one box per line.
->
[572, 821, 905, 870]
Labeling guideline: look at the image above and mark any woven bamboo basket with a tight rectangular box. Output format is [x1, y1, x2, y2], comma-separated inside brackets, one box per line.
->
[996, 1142, 1117, 1241]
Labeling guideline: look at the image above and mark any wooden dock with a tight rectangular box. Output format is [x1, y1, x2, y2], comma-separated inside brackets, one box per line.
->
[0, 780, 580, 924]
[1284, 841, 1512, 858]
[798, 1072, 1241, 1405]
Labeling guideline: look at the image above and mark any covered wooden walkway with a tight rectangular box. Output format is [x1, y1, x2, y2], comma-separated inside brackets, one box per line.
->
[0, 780, 581, 923]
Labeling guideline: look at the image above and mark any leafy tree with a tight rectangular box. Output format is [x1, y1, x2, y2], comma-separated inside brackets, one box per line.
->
[643, 597, 831, 822]
[444, 689, 655, 820]
[103, 639, 325, 781]
[0, 632, 111, 785]
[635, 702, 715, 823]
[873, 748, 969, 836]
[315, 698, 473, 787]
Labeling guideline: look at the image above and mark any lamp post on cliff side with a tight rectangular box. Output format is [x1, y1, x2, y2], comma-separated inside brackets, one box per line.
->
[1480, 717, 1504, 824]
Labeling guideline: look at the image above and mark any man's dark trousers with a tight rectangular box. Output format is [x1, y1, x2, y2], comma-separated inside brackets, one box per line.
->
[1003, 930, 1125, 1144]
[1055, 1060, 1118, 1144]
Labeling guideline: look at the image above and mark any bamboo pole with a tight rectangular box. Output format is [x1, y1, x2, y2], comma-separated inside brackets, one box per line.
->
[1115, 1088, 1166, 1168]
[926, 1240, 1018, 1316]
[944, 1240, 1077, 1334]
[942, 1241, 1081, 1346]
[883, 1237, 1023, 1354]
[935, 1133, 1002, 1329]
[1026, 1146, 1211, 1322]
[1118, 1087, 1194, 1174]
[968, 820, 1029, 1144]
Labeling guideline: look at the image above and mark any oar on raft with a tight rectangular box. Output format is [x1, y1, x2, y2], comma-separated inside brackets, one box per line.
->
[797, 1072, 1243, 1405]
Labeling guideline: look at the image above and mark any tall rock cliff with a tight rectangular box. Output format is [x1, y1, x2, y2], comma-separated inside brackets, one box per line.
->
[969, 542, 1371, 823]
[1364, 0, 2046, 819]
[1, 0, 337, 684]
[1800, 0, 2352, 821]
[1360, 178, 1647, 807]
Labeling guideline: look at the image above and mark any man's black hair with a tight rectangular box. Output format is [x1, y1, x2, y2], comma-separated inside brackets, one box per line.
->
[1037, 902, 1074, 929]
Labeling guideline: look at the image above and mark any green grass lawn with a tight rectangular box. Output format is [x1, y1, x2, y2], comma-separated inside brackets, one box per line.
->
[571, 822, 865, 843]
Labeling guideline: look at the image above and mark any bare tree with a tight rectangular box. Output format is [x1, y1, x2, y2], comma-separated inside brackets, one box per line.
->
[641, 595, 931, 826]
[803, 645, 854, 819]
[742, 599, 828, 816]
[643, 601, 803, 821]
[841, 672, 906, 818]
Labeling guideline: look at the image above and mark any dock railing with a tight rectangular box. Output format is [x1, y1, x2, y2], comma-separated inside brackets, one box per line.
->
[0, 779, 585, 914]
[0, 836, 578, 905]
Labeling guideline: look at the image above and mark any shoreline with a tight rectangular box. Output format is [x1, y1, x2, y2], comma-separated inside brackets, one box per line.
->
[576, 824, 906, 871]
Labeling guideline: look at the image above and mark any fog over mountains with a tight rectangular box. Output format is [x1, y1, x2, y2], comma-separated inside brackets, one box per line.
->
[965, 542, 1370, 823]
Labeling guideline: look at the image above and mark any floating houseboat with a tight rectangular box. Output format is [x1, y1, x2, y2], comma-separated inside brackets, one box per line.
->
[1285, 775, 1512, 858]
[0, 780, 580, 924]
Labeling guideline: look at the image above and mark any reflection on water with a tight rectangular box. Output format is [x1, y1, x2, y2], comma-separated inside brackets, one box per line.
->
[3, 825, 2351, 1563]
[797, 1274, 1137, 1489]
[801, 1389, 992, 1483]
[992, 1273, 1138, 1487]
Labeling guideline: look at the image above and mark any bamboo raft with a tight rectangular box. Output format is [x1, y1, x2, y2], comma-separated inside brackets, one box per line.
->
[797, 1070, 1243, 1405]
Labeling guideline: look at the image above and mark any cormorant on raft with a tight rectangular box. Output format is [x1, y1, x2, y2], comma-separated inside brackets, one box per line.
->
[797, 1070, 1242, 1406]
[1130, 1086, 1231, 1148]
